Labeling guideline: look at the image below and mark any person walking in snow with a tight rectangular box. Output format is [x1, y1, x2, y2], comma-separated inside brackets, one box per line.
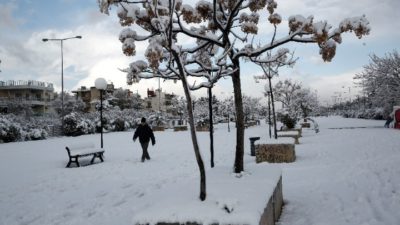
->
[133, 117, 156, 162]
[384, 111, 394, 128]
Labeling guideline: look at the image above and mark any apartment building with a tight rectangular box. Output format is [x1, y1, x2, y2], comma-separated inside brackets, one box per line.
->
[72, 83, 116, 112]
[144, 88, 176, 114]
[0, 80, 55, 114]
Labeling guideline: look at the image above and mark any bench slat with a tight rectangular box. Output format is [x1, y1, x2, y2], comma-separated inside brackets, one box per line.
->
[69, 148, 104, 156]
[67, 142, 95, 150]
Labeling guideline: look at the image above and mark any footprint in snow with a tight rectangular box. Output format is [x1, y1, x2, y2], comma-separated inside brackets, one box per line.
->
[113, 199, 127, 207]
[121, 183, 133, 189]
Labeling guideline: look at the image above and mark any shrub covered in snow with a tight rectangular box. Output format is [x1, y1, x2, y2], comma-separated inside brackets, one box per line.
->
[76, 119, 96, 135]
[0, 117, 22, 143]
[63, 112, 95, 136]
[112, 117, 126, 131]
[28, 128, 48, 141]
[148, 113, 167, 127]
[277, 113, 297, 129]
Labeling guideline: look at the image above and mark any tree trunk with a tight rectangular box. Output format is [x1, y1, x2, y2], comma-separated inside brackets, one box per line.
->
[267, 91, 272, 139]
[227, 114, 230, 132]
[232, 64, 245, 173]
[169, 19, 205, 199]
[208, 87, 215, 168]
[171, 50, 206, 201]
[182, 79, 206, 200]
[268, 77, 278, 139]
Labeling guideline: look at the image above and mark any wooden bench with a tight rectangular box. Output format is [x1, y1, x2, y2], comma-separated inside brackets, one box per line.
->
[65, 142, 105, 168]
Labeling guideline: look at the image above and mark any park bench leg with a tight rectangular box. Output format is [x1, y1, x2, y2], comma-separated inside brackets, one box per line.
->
[90, 153, 104, 164]
[67, 156, 80, 167]
[99, 153, 104, 162]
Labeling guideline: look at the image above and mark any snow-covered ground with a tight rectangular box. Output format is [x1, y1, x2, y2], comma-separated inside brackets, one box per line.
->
[0, 116, 399, 225]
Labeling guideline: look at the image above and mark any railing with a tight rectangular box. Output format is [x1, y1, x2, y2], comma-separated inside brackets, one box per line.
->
[0, 96, 51, 105]
[0, 80, 54, 90]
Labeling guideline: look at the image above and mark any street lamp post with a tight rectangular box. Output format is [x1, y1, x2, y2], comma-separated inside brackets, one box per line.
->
[42, 35, 82, 134]
[95, 78, 107, 148]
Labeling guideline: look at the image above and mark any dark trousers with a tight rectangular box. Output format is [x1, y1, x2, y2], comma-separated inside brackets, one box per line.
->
[140, 141, 150, 160]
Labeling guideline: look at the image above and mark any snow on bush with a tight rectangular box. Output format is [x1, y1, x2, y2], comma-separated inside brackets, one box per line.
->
[28, 128, 48, 141]
[0, 116, 22, 143]
[112, 117, 126, 131]
[277, 112, 297, 129]
[76, 119, 96, 135]
[63, 113, 83, 136]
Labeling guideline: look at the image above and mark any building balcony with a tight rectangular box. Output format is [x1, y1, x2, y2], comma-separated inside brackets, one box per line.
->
[0, 97, 51, 106]
[0, 80, 54, 91]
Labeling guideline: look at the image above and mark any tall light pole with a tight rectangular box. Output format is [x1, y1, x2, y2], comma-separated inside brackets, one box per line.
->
[95, 78, 107, 148]
[158, 77, 161, 112]
[42, 35, 82, 134]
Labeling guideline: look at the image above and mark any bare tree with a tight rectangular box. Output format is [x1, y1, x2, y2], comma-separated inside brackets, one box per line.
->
[256, 51, 296, 138]
[98, 0, 370, 176]
[354, 50, 400, 115]
[274, 79, 318, 119]
[98, 0, 232, 201]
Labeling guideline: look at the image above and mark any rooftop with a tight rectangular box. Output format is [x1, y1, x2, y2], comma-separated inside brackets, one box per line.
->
[0, 80, 54, 91]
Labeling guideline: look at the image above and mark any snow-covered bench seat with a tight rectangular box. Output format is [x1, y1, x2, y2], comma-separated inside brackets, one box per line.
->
[277, 130, 300, 144]
[65, 142, 105, 168]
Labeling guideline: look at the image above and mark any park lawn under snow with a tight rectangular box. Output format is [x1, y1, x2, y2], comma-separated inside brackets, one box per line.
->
[0, 116, 399, 225]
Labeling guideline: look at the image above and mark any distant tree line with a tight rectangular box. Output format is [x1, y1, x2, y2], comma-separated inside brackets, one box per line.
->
[326, 50, 400, 120]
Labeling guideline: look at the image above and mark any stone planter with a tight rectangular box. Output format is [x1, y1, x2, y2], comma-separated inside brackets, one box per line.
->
[255, 143, 296, 163]
[152, 126, 165, 132]
[174, 125, 188, 131]
[148, 177, 283, 225]
[245, 120, 258, 128]
[131, 165, 283, 225]
[196, 126, 209, 132]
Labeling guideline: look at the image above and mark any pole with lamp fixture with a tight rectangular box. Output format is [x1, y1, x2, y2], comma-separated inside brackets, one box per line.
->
[42, 36, 82, 134]
[95, 78, 107, 148]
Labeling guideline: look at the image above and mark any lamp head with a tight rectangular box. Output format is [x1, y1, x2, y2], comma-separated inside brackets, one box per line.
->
[95, 78, 107, 90]
[42, 38, 49, 42]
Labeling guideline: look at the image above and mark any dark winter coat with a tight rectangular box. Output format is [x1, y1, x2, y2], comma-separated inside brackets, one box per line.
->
[133, 123, 155, 144]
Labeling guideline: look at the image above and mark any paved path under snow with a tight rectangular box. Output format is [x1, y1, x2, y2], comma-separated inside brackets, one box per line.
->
[0, 116, 399, 225]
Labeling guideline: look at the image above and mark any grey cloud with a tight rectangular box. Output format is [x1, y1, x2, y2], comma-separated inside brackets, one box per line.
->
[0, 2, 18, 28]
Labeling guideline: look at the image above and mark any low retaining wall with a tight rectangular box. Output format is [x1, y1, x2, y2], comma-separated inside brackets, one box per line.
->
[259, 176, 283, 225]
[256, 143, 296, 163]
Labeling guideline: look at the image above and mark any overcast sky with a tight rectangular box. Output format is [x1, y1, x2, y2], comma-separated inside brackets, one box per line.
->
[0, 0, 399, 105]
